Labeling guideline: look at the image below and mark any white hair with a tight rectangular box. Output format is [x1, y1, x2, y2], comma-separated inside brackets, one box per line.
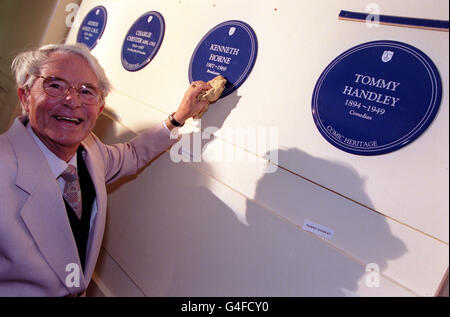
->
[11, 43, 112, 99]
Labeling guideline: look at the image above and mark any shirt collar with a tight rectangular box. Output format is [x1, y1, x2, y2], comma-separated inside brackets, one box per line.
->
[26, 122, 78, 179]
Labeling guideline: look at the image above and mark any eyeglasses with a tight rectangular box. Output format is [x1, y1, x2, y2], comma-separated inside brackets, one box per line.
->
[35, 75, 103, 105]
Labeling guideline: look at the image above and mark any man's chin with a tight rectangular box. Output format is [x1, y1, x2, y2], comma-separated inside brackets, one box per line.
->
[49, 133, 87, 149]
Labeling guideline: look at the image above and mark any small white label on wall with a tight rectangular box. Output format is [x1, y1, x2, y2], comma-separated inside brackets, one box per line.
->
[302, 219, 334, 240]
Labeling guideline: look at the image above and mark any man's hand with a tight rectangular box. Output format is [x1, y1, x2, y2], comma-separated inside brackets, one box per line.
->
[173, 81, 212, 124]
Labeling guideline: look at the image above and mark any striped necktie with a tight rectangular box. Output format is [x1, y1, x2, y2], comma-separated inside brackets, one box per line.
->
[61, 164, 83, 220]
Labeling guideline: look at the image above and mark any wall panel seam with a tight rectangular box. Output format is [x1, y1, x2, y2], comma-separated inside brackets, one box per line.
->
[96, 246, 147, 296]
[100, 102, 449, 246]
[100, 112, 428, 296]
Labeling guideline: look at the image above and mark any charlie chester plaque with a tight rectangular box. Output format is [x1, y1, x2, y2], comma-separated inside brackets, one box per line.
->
[121, 11, 165, 71]
[312, 40, 442, 155]
[76, 6, 107, 50]
[189, 20, 258, 98]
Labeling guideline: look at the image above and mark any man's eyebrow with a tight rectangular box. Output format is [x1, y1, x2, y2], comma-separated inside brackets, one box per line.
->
[81, 82, 99, 88]
[48, 75, 99, 88]
[45, 75, 65, 81]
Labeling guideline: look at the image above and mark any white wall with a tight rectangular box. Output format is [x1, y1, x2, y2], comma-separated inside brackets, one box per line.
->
[66, 0, 449, 296]
[0, 0, 81, 133]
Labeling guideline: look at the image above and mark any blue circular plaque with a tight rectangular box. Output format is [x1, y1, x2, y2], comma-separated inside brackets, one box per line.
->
[121, 11, 165, 71]
[189, 20, 258, 98]
[312, 40, 442, 155]
[76, 6, 107, 50]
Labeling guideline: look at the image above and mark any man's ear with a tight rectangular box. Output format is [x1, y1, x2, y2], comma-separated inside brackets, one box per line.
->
[97, 101, 105, 116]
[17, 87, 30, 112]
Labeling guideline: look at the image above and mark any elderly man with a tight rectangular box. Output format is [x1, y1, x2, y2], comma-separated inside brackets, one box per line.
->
[0, 43, 211, 296]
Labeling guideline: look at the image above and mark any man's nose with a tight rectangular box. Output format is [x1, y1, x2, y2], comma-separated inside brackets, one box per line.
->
[64, 87, 82, 108]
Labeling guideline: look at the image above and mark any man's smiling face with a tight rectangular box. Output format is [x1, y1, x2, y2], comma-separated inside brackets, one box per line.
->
[22, 51, 104, 160]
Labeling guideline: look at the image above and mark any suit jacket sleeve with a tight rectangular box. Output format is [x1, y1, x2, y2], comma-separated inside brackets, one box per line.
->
[87, 122, 177, 184]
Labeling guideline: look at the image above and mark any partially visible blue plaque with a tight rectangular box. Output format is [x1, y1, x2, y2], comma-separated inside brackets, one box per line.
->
[189, 20, 258, 98]
[76, 6, 107, 50]
[312, 40, 442, 156]
[121, 11, 165, 71]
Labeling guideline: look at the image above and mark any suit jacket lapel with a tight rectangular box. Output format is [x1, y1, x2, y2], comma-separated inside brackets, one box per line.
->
[80, 140, 107, 283]
[7, 117, 87, 294]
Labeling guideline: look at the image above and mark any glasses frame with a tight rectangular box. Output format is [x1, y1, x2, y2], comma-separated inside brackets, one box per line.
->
[34, 75, 103, 106]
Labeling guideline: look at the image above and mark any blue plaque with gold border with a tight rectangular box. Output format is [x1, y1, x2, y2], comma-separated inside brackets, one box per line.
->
[76, 6, 107, 50]
[189, 20, 258, 98]
[312, 40, 442, 155]
[121, 11, 165, 71]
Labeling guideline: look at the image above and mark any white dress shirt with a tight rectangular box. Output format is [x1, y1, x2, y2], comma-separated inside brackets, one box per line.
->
[26, 123, 97, 230]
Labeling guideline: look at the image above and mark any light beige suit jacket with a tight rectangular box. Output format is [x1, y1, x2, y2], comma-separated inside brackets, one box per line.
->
[0, 116, 175, 296]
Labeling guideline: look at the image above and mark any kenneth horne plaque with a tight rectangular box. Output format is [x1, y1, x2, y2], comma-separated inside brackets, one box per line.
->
[189, 20, 258, 98]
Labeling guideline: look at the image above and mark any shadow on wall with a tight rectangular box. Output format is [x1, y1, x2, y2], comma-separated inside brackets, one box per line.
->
[92, 92, 407, 296]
